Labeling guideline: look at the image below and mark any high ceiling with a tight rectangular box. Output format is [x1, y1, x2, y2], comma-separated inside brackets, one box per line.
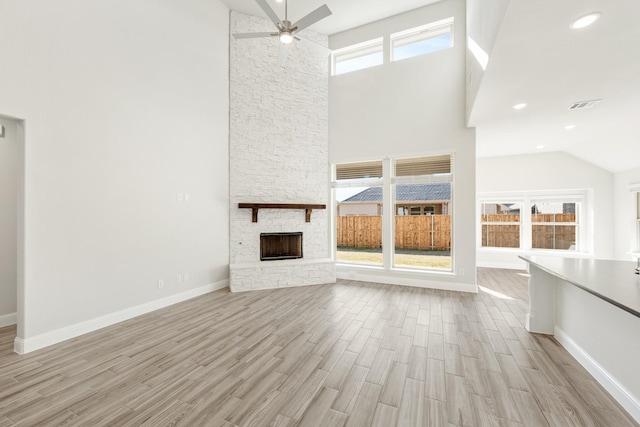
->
[219, 0, 442, 35]
[221, 0, 640, 173]
[469, 0, 640, 173]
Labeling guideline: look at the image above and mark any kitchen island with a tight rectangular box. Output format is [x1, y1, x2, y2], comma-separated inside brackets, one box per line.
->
[520, 256, 640, 422]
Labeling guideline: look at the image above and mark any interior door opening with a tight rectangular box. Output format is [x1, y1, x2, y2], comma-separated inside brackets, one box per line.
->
[0, 115, 25, 350]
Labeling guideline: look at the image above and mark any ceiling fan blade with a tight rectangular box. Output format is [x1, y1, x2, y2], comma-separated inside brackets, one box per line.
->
[277, 43, 289, 67]
[292, 4, 332, 33]
[295, 36, 331, 55]
[254, 0, 283, 28]
[233, 32, 278, 39]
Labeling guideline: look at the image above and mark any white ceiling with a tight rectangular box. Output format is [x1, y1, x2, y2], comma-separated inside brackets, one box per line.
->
[219, 0, 442, 35]
[469, 0, 640, 173]
[221, 0, 640, 173]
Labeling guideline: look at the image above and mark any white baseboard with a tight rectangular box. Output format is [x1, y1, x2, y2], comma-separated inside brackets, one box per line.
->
[14, 279, 229, 355]
[0, 312, 17, 328]
[476, 261, 527, 270]
[555, 326, 640, 423]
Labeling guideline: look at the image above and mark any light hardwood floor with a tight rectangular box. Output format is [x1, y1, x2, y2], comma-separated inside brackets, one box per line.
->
[0, 268, 637, 426]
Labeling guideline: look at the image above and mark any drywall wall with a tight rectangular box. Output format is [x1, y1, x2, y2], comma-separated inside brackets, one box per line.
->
[0, 0, 230, 348]
[465, 0, 509, 121]
[477, 152, 614, 268]
[0, 117, 18, 325]
[613, 167, 640, 261]
[329, 0, 477, 291]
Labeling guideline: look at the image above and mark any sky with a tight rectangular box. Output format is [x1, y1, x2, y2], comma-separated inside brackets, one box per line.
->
[335, 187, 368, 202]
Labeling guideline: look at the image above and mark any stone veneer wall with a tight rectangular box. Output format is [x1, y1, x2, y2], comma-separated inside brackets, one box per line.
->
[229, 11, 335, 292]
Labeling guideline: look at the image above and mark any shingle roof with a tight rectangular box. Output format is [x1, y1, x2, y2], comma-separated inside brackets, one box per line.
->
[342, 182, 451, 203]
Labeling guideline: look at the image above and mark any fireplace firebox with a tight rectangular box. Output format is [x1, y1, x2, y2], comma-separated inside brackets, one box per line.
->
[260, 232, 303, 261]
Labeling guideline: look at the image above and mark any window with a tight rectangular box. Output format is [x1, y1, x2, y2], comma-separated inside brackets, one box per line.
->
[332, 38, 383, 76]
[397, 204, 436, 215]
[333, 154, 454, 272]
[481, 203, 521, 248]
[393, 155, 453, 270]
[531, 201, 578, 250]
[334, 161, 383, 265]
[331, 18, 454, 76]
[479, 193, 585, 252]
[391, 18, 454, 62]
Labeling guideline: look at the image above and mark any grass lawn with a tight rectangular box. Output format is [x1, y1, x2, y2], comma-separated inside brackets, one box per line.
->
[336, 247, 452, 269]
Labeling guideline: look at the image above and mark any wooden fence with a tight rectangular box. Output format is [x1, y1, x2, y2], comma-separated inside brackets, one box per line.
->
[336, 215, 451, 251]
[481, 213, 576, 249]
[336, 213, 577, 251]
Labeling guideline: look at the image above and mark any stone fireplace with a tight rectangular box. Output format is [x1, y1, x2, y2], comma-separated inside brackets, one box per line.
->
[228, 11, 335, 292]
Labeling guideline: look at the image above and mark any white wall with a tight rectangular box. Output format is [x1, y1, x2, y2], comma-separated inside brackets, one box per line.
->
[465, 0, 509, 121]
[613, 167, 640, 261]
[0, 0, 230, 348]
[0, 118, 18, 325]
[329, 0, 477, 291]
[477, 152, 614, 268]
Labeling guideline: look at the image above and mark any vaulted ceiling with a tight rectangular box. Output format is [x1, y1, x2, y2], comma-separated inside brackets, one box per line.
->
[221, 0, 640, 173]
[469, 0, 640, 173]
[219, 0, 443, 35]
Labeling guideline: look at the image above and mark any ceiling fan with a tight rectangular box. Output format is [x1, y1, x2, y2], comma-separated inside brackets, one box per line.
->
[232, 0, 332, 66]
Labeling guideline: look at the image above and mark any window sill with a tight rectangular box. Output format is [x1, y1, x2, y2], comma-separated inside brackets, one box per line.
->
[391, 266, 455, 277]
[335, 262, 474, 293]
[335, 262, 384, 271]
[335, 262, 456, 277]
[478, 247, 592, 258]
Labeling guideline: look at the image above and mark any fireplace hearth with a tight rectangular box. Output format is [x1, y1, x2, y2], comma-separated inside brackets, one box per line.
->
[260, 232, 303, 261]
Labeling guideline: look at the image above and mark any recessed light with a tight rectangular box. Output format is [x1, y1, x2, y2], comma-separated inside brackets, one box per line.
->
[536, 145, 545, 149]
[513, 103, 527, 110]
[571, 13, 601, 29]
[564, 125, 576, 130]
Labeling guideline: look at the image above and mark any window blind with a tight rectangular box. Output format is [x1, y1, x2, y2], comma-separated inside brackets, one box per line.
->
[336, 161, 383, 180]
[394, 155, 451, 177]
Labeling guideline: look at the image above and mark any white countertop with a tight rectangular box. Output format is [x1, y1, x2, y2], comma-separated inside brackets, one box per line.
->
[519, 256, 640, 318]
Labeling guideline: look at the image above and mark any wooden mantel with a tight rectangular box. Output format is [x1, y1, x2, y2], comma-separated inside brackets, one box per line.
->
[238, 203, 326, 223]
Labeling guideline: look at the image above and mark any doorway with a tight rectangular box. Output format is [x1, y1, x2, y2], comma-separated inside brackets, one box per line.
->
[0, 116, 24, 347]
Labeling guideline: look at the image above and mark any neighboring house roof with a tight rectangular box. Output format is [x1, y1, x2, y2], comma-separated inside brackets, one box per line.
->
[342, 182, 451, 203]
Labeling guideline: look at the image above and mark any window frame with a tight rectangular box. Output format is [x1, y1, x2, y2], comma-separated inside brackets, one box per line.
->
[480, 201, 523, 249]
[530, 200, 579, 251]
[392, 154, 454, 272]
[478, 191, 588, 254]
[331, 37, 384, 76]
[332, 153, 455, 274]
[390, 17, 454, 62]
[332, 160, 385, 266]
